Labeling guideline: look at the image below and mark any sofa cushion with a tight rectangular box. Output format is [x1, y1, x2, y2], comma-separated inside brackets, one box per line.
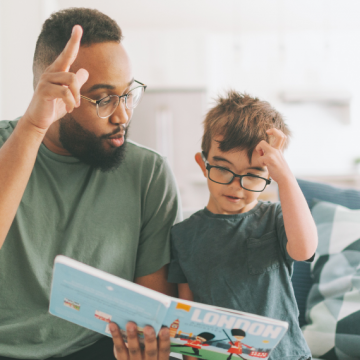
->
[302, 200, 360, 359]
[292, 179, 360, 329]
[297, 178, 360, 210]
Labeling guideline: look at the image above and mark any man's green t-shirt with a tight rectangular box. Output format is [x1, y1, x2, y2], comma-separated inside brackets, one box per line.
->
[0, 120, 180, 359]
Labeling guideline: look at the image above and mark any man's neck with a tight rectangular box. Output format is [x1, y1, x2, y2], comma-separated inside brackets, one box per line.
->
[42, 124, 71, 156]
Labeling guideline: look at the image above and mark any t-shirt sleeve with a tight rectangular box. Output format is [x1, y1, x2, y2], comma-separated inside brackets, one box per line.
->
[275, 203, 315, 264]
[134, 156, 182, 278]
[167, 229, 188, 283]
[275, 203, 294, 265]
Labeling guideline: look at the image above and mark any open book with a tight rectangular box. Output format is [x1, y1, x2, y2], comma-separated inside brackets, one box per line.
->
[49, 256, 288, 360]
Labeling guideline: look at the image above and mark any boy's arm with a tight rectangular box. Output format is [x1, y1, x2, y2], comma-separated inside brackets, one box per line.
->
[255, 129, 318, 261]
[178, 284, 196, 360]
[277, 173, 317, 261]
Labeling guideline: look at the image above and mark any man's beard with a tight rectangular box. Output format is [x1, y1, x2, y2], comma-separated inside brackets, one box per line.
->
[58, 114, 127, 172]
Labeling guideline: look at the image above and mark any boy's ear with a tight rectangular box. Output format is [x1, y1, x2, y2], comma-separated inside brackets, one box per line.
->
[195, 152, 207, 177]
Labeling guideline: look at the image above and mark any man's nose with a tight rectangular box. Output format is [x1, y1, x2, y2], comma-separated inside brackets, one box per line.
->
[109, 98, 130, 127]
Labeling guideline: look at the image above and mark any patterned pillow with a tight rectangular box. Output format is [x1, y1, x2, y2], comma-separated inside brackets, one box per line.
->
[297, 178, 360, 209]
[302, 200, 360, 359]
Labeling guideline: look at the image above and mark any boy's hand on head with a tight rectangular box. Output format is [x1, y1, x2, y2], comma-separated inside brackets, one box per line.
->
[255, 128, 293, 185]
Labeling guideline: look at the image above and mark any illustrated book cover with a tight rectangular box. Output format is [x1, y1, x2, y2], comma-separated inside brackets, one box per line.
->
[49, 255, 288, 360]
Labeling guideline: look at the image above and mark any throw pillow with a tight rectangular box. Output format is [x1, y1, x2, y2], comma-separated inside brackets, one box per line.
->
[302, 200, 360, 359]
[297, 178, 360, 209]
[293, 179, 360, 329]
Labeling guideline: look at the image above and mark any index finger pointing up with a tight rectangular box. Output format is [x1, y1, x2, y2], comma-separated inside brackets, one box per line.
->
[50, 25, 83, 72]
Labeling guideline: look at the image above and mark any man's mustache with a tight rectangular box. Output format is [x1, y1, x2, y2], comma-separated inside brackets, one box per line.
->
[101, 125, 127, 139]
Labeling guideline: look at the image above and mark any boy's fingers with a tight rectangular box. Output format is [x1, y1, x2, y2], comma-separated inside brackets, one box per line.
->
[50, 25, 83, 72]
[254, 142, 265, 157]
[109, 322, 129, 360]
[126, 322, 142, 360]
[255, 140, 272, 155]
[143, 326, 158, 360]
[158, 327, 171, 360]
[266, 128, 286, 150]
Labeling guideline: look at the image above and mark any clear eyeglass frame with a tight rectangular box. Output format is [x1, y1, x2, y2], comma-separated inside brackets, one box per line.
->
[80, 80, 147, 119]
[201, 152, 271, 192]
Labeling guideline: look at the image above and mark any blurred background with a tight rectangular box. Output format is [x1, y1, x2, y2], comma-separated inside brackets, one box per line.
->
[1, 0, 360, 211]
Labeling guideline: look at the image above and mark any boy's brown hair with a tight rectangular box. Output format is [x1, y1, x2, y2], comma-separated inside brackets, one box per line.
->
[202, 91, 291, 162]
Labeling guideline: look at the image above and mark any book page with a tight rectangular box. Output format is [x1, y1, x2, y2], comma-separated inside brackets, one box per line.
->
[49, 256, 170, 340]
[164, 299, 288, 360]
[54, 255, 172, 304]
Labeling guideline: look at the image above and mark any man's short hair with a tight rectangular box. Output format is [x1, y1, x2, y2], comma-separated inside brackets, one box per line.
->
[33, 7, 122, 83]
[201, 91, 291, 162]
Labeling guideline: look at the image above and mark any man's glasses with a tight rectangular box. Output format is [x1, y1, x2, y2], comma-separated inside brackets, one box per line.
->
[201, 152, 271, 192]
[80, 80, 147, 119]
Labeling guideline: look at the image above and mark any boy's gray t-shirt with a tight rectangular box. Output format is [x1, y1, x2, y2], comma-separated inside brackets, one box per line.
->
[168, 201, 311, 360]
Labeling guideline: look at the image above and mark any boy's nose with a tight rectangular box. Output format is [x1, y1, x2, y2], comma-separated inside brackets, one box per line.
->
[230, 177, 244, 191]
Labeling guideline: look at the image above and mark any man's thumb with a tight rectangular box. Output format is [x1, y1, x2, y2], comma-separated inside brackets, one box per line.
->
[76, 68, 89, 87]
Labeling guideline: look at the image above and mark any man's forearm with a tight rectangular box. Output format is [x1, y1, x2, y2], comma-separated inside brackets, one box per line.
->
[0, 115, 45, 249]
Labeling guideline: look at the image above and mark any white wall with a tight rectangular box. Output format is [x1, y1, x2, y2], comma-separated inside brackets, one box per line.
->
[0, 0, 59, 120]
[2, 0, 360, 183]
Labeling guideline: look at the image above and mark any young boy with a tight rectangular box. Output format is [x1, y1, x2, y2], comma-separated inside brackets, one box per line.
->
[168, 92, 317, 360]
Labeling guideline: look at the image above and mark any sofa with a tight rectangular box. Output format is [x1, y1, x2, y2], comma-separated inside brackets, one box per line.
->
[293, 178, 360, 360]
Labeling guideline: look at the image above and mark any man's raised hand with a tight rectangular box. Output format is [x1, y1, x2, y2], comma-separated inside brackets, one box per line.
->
[24, 25, 89, 132]
[110, 322, 171, 360]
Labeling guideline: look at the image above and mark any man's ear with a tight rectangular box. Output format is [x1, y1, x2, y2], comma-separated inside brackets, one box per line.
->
[195, 152, 207, 177]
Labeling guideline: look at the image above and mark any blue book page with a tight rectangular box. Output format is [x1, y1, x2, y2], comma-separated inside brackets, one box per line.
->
[49, 257, 170, 340]
[164, 299, 288, 360]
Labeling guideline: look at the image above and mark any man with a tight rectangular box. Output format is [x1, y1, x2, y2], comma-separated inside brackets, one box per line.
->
[0, 8, 180, 360]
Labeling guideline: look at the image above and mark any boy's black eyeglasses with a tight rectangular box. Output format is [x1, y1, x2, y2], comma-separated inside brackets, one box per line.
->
[80, 80, 147, 119]
[201, 152, 271, 192]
